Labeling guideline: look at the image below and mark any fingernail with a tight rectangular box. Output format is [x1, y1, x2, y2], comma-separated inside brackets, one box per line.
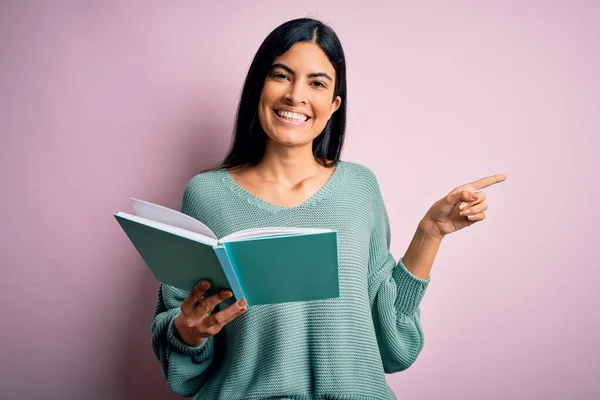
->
[240, 307, 247, 313]
[222, 290, 232, 297]
[238, 299, 247, 307]
[468, 215, 476, 220]
[201, 281, 209, 289]
[459, 202, 467, 210]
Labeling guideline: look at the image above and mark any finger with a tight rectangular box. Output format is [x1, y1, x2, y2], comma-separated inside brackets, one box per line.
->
[207, 300, 248, 327]
[459, 201, 488, 216]
[193, 289, 234, 318]
[468, 174, 507, 191]
[475, 191, 487, 203]
[451, 190, 479, 207]
[459, 191, 487, 209]
[181, 280, 211, 315]
[466, 212, 487, 222]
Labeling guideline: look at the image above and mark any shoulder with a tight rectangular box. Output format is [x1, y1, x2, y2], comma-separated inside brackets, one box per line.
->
[183, 169, 224, 199]
[338, 161, 389, 226]
[180, 168, 227, 212]
[338, 160, 383, 193]
[184, 168, 224, 192]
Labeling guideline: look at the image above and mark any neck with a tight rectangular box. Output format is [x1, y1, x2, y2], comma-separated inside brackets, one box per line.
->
[255, 140, 325, 185]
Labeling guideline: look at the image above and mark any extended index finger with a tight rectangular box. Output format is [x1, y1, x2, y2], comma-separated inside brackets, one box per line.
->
[469, 174, 507, 190]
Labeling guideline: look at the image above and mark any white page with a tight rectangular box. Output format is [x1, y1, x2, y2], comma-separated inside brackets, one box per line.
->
[116, 212, 219, 246]
[130, 198, 218, 240]
[221, 227, 333, 242]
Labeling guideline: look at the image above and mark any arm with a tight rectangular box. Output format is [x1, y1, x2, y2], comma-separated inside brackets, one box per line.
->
[150, 179, 217, 396]
[367, 180, 431, 373]
[402, 219, 443, 281]
[151, 283, 216, 396]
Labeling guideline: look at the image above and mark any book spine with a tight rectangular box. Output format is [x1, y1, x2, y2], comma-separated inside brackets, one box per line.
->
[213, 246, 245, 301]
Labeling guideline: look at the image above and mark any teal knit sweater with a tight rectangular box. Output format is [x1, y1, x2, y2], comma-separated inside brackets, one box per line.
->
[151, 161, 431, 400]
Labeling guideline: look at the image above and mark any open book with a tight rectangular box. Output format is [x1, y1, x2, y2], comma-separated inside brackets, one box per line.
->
[114, 199, 339, 306]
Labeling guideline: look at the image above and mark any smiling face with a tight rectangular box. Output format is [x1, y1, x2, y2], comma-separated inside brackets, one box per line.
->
[257, 42, 342, 148]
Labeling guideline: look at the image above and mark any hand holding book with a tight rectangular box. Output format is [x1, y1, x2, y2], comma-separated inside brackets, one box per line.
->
[174, 279, 248, 347]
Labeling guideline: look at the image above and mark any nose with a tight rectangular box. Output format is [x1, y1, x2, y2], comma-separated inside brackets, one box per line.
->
[283, 81, 307, 105]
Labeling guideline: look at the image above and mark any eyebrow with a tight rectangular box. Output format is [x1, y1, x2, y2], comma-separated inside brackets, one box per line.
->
[270, 63, 333, 82]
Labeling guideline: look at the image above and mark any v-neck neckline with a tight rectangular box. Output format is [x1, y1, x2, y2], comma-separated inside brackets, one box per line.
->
[221, 161, 346, 214]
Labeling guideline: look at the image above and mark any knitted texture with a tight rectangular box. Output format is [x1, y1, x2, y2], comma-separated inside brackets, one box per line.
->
[150, 161, 431, 400]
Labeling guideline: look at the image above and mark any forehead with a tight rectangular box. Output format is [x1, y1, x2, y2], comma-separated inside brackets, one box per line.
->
[272, 42, 335, 75]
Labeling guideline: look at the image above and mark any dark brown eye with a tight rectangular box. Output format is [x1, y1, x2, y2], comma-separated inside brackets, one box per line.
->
[271, 72, 289, 80]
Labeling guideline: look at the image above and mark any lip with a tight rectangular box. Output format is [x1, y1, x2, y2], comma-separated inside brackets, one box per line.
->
[272, 109, 311, 127]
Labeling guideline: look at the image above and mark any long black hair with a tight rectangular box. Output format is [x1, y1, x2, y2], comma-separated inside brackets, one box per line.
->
[220, 18, 347, 170]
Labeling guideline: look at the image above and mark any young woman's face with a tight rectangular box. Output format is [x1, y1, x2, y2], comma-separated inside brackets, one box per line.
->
[258, 42, 342, 148]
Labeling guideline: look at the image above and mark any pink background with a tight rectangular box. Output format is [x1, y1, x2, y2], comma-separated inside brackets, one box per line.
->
[2, 1, 599, 399]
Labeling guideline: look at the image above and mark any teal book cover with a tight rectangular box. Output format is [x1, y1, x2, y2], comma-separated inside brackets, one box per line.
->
[222, 232, 339, 305]
[114, 198, 339, 306]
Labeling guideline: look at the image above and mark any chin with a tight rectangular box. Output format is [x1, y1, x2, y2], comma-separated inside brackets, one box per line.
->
[267, 130, 313, 147]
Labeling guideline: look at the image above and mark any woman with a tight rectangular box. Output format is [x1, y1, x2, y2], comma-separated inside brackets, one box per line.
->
[151, 18, 506, 399]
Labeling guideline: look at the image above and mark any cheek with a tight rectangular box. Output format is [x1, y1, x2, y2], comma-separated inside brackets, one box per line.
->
[260, 81, 282, 104]
[257, 101, 272, 135]
[313, 98, 334, 122]
[258, 91, 275, 125]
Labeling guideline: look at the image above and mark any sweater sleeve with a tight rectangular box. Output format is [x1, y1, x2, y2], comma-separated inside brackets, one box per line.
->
[149, 178, 217, 396]
[367, 179, 431, 374]
[151, 283, 216, 396]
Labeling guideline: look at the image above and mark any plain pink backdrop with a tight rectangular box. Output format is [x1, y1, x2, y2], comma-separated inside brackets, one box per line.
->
[2, 1, 599, 399]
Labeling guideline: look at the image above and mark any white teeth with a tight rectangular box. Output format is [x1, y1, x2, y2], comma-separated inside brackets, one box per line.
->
[276, 110, 308, 122]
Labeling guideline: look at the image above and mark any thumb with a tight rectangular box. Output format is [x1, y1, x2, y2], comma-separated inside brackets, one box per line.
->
[449, 190, 477, 205]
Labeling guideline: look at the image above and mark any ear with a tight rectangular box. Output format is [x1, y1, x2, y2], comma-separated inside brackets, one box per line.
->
[329, 96, 342, 117]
